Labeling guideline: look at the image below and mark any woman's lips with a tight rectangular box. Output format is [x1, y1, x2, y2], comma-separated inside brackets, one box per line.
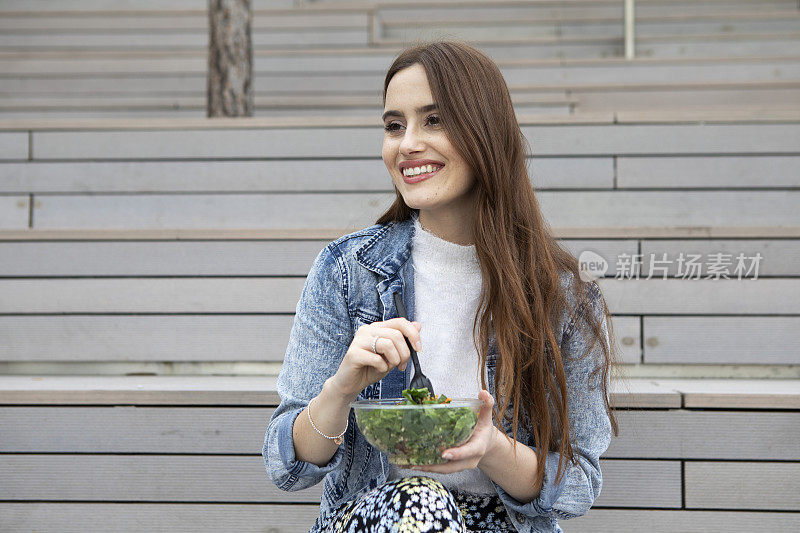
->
[402, 166, 443, 184]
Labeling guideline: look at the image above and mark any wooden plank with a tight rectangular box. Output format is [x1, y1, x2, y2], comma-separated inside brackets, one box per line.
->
[521, 124, 800, 155]
[635, 36, 800, 59]
[3, 277, 800, 315]
[606, 316, 640, 364]
[577, 87, 800, 111]
[0, 375, 281, 406]
[640, 239, 800, 277]
[0, 157, 605, 194]
[0, 238, 630, 276]
[500, 59, 800, 86]
[0, 375, 673, 408]
[2, 226, 797, 240]
[7, 407, 796, 460]
[1, 95, 397, 112]
[460, 36, 800, 61]
[538, 191, 800, 232]
[0, 196, 29, 229]
[619, 156, 800, 188]
[596, 278, 800, 315]
[0, 316, 632, 368]
[0, 228, 356, 240]
[31, 193, 395, 230]
[30, 124, 800, 159]
[0, 132, 27, 159]
[655, 378, 800, 409]
[377, 3, 798, 22]
[0, 12, 367, 30]
[26, 191, 800, 231]
[569, 509, 800, 533]
[0, 29, 369, 50]
[0, 454, 679, 508]
[0, 0, 296, 11]
[0, 503, 320, 533]
[530, 157, 614, 188]
[0, 406, 277, 453]
[0, 454, 324, 502]
[644, 317, 800, 365]
[0, 240, 327, 275]
[686, 462, 800, 510]
[0, 315, 296, 362]
[606, 410, 800, 460]
[76, 30, 367, 50]
[32, 128, 383, 158]
[594, 459, 682, 508]
[384, 16, 800, 40]
[3, 505, 799, 533]
[0, 56, 210, 75]
[611, 378, 682, 409]
[616, 107, 800, 123]
[0, 278, 305, 313]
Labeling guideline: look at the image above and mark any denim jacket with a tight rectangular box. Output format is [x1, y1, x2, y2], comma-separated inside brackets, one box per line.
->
[262, 215, 612, 533]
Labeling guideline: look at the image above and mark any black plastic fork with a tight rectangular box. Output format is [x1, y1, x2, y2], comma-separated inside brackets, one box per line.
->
[392, 291, 435, 397]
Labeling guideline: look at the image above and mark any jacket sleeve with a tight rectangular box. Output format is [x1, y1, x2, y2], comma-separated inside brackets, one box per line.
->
[494, 281, 613, 521]
[262, 243, 353, 491]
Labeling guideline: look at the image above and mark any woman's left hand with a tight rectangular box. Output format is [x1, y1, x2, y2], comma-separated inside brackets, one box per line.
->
[411, 389, 499, 474]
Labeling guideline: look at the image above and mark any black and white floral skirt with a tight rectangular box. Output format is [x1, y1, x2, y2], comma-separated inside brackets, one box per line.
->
[318, 475, 516, 532]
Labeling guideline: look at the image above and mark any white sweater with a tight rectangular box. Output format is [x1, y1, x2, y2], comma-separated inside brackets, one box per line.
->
[387, 213, 497, 495]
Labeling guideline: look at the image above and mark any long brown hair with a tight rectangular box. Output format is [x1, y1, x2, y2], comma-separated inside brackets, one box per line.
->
[377, 41, 620, 490]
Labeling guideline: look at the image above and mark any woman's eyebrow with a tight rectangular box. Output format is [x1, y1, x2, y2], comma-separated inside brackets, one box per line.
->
[381, 103, 438, 122]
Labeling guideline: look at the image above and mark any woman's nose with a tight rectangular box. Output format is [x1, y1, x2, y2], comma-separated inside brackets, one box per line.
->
[399, 125, 425, 154]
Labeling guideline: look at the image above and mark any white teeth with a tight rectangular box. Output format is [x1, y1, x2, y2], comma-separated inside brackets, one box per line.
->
[402, 165, 441, 177]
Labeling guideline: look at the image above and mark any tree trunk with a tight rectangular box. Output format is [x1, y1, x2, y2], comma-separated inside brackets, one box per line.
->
[207, 0, 254, 117]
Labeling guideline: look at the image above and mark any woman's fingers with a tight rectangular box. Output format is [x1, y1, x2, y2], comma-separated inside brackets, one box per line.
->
[378, 318, 423, 352]
[369, 323, 420, 372]
[376, 326, 413, 370]
[478, 389, 495, 419]
[352, 347, 391, 374]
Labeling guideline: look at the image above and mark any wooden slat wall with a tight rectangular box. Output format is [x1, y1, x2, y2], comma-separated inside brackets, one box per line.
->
[0, 119, 798, 369]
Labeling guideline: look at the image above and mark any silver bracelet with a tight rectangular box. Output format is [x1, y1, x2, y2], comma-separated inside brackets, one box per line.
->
[307, 397, 347, 445]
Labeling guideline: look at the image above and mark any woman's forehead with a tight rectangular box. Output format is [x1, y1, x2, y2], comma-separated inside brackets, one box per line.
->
[385, 65, 432, 104]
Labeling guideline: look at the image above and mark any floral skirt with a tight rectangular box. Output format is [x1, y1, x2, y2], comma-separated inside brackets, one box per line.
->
[318, 476, 516, 532]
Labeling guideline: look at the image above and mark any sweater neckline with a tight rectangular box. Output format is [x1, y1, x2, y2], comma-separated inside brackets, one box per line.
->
[411, 213, 479, 275]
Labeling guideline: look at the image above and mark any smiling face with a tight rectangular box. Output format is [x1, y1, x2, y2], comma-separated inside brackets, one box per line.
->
[382, 64, 477, 226]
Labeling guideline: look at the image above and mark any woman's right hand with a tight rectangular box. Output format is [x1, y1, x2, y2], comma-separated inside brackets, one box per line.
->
[326, 318, 422, 401]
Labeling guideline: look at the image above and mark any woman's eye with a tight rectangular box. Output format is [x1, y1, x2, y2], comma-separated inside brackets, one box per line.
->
[383, 115, 440, 134]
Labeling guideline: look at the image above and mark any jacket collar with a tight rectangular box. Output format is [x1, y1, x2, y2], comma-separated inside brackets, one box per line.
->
[354, 215, 415, 279]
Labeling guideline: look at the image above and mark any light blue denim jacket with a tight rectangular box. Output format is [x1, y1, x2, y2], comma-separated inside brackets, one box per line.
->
[262, 215, 612, 533]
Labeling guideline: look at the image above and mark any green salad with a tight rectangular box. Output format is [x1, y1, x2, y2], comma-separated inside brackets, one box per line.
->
[354, 387, 479, 465]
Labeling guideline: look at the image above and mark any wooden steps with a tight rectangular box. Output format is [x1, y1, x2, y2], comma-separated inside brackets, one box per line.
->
[0, 376, 797, 532]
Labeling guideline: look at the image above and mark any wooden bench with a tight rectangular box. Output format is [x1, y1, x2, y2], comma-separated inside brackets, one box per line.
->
[0, 376, 797, 532]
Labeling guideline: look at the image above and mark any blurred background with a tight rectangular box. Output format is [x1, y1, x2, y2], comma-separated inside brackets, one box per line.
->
[0, 0, 799, 531]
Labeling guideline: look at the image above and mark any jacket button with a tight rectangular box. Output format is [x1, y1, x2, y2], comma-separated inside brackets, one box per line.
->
[514, 511, 525, 522]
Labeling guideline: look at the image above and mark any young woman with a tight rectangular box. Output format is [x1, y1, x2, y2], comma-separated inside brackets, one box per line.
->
[263, 41, 619, 533]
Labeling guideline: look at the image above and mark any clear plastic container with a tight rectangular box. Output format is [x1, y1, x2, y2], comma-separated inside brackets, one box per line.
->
[350, 398, 482, 465]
